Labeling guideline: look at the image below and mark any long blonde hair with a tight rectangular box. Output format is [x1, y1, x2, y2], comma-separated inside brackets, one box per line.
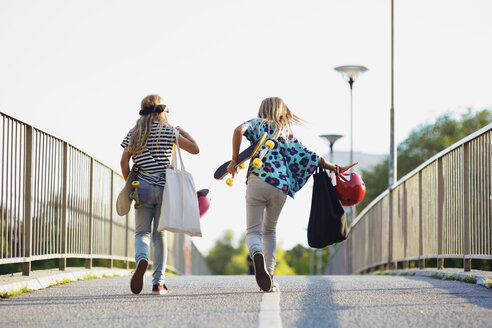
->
[257, 97, 304, 139]
[127, 94, 170, 156]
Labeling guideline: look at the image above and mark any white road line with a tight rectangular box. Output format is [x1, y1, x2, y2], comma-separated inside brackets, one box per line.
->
[259, 292, 282, 328]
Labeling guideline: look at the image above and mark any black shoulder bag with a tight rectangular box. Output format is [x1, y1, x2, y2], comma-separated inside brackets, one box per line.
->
[307, 158, 348, 248]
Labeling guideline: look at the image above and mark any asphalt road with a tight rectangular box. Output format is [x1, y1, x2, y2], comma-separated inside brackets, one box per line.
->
[1, 275, 491, 328]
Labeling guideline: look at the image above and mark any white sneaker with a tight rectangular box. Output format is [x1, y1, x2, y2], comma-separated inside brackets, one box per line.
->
[271, 277, 280, 292]
[253, 252, 272, 292]
[272, 280, 280, 292]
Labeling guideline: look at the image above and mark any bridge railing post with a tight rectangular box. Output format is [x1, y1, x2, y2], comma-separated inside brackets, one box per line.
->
[403, 181, 408, 270]
[108, 172, 114, 269]
[387, 187, 396, 270]
[22, 125, 33, 276]
[59, 142, 68, 271]
[85, 158, 93, 269]
[462, 143, 471, 272]
[437, 157, 444, 270]
[125, 213, 130, 269]
[418, 171, 425, 269]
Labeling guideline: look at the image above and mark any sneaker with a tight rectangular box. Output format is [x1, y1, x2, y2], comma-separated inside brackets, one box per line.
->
[271, 278, 280, 292]
[130, 259, 148, 294]
[152, 284, 169, 295]
[253, 252, 272, 292]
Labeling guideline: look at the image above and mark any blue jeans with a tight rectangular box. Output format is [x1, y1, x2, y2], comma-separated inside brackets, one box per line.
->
[133, 180, 167, 286]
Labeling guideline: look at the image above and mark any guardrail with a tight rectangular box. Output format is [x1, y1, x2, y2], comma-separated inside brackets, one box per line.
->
[0, 112, 210, 276]
[327, 123, 491, 274]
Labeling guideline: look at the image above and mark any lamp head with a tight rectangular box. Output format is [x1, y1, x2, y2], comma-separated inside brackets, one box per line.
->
[319, 134, 343, 147]
[334, 65, 368, 85]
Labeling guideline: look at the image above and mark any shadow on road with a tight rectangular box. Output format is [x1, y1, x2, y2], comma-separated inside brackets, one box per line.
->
[288, 275, 346, 328]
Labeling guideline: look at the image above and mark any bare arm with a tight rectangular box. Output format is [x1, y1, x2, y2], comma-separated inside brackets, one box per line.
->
[227, 123, 248, 174]
[318, 157, 358, 173]
[176, 126, 199, 155]
[120, 148, 131, 180]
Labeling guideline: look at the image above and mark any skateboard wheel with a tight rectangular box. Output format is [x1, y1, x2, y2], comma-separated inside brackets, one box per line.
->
[226, 178, 233, 187]
[238, 163, 245, 170]
[131, 181, 140, 188]
[134, 204, 143, 210]
[265, 140, 275, 149]
[253, 158, 262, 168]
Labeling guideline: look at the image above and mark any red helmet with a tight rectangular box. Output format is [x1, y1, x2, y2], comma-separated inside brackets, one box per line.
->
[197, 189, 211, 218]
[335, 172, 366, 206]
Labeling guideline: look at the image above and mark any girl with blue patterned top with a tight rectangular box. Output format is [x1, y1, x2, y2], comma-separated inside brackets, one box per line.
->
[227, 97, 356, 292]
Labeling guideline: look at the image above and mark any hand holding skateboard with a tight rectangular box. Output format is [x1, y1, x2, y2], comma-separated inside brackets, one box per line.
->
[214, 132, 275, 186]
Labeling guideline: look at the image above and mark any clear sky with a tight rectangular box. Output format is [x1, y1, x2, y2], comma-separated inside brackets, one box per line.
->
[1, 0, 491, 254]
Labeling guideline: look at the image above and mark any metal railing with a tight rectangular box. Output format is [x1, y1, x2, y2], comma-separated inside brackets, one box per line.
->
[0, 112, 210, 276]
[327, 123, 491, 274]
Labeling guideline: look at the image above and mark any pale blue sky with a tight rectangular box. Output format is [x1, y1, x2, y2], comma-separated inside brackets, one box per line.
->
[1, 0, 491, 253]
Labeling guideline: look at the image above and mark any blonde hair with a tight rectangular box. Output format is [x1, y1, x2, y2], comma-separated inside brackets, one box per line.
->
[127, 94, 170, 156]
[257, 97, 304, 139]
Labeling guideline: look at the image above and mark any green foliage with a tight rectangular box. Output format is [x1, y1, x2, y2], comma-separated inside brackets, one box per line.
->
[0, 286, 33, 299]
[446, 274, 458, 281]
[205, 230, 237, 275]
[205, 232, 322, 275]
[461, 275, 477, 284]
[274, 248, 295, 275]
[357, 157, 389, 212]
[285, 244, 312, 275]
[430, 273, 443, 280]
[358, 108, 491, 212]
[224, 234, 249, 275]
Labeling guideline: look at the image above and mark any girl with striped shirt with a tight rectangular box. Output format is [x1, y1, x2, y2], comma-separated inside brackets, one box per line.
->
[120, 94, 199, 295]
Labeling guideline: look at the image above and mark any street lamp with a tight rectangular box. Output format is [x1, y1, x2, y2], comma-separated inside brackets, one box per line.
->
[320, 134, 343, 164]
[334, 65, 368, 224]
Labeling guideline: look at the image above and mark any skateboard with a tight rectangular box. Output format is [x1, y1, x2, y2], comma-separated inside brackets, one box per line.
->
[213, 132, 275, 186]
[116, 167, 142, 216]
[117, 169, 211, 216]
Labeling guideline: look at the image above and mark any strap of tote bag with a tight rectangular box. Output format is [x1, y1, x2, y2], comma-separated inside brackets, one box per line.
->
[172, 129, 187, 221]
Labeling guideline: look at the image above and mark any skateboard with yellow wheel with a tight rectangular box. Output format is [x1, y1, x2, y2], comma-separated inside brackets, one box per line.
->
[252, 139, 275, 168]
[213, 132, 275, 186]
[131, 181, 143, 209]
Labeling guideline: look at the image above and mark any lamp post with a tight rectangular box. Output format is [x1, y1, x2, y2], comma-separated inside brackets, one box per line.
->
[318, 134, 343, 275]
[334, 65, 368, 224]
[389, 0, 397, 186]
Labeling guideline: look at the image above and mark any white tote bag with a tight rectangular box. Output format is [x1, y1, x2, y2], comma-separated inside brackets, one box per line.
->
[158, 130, 202, 237]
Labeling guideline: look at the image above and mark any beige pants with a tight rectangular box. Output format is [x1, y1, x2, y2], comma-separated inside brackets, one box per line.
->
[245, 174, 287, 274]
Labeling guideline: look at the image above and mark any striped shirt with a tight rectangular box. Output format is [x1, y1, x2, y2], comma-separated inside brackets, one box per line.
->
[121, 122, 176, 187]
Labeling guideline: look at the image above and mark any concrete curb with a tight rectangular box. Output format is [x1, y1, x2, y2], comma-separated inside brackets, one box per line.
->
[373, 268, 492, 289]
[0, 268, 134, 296]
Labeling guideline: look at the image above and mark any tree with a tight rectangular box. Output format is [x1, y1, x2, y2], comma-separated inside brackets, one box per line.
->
[205, 230, 236, 275]
[285, 244, 311, 275]
[224, 234, 250, 275]
[274, 247, 296, 275]
[357, 108, 491, 211]
[284, 243, 330, 275]
[206, 230, 298, 275]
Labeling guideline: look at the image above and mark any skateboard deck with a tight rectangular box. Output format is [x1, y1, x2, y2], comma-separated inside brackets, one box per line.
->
[117, 168, 212, 217]
[214, 132, 274, 186]
[116, 167, 136, 216]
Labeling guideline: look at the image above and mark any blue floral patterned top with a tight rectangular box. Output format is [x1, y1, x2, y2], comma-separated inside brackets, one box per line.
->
[244, 118, 319, 198]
